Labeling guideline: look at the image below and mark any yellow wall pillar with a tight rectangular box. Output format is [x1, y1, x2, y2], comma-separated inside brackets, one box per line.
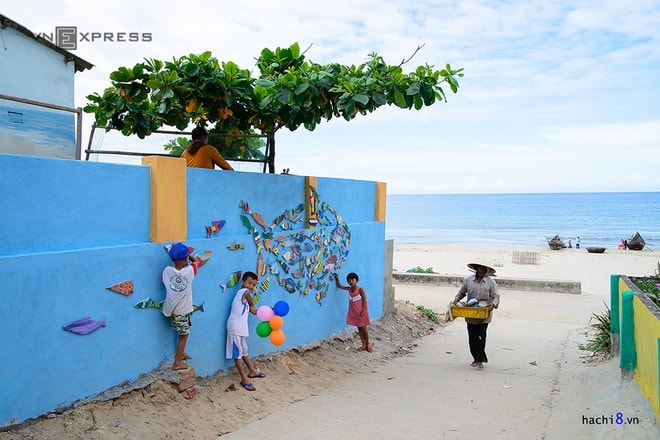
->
[375, 181, 387, 221]
[142, 156, 187, 243]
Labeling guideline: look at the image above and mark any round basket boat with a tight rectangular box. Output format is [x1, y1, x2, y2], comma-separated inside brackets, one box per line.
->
[586, 247, 606, 254]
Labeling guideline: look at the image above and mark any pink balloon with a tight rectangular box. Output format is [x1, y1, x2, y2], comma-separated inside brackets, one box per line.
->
[256, 305, 274, 321]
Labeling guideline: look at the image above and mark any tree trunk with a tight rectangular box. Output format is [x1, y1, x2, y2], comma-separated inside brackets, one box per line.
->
[267, 132, 276, 173]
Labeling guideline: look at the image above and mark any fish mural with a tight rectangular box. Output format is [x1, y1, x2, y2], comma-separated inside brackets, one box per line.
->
[227, 241, 245, 250]
[134, 297, 205, 313]
[220, 271, 242, 291]
[238, 189, 350, 304]
[63, 316, 107, 335]
[206, 220, 226, 238]
[106, 280, 134, 296]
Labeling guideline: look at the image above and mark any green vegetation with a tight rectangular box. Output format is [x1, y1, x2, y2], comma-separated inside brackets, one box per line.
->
[408, 266, 437, 274]
[417, 305, 439, 323]
[631, 262, 660, 306]
[629, 262, 660, 307]
[84, 43, 463, 171]
[578, 304, 611, 358]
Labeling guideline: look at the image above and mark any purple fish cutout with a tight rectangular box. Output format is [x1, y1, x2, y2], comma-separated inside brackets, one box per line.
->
[63, 316, 107, 335]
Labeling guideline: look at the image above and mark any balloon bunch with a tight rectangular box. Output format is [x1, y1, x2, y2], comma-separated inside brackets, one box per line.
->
[255, 300, 290, 346]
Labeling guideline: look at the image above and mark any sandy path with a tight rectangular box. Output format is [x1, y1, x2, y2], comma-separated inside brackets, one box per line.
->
[221, 286, 659, 439]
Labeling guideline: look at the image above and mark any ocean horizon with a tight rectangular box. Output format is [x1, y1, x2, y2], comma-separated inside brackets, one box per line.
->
[385, 192, 659, 249]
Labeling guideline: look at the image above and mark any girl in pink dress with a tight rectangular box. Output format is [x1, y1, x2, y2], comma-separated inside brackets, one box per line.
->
[333, 272, 372, 352]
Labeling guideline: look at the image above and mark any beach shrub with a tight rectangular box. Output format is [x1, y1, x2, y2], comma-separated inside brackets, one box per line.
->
[629, 261, 660, 306]
[408, 266, 437, 274]
[578, 304, 611, 359]
[416, 305, 439, 323]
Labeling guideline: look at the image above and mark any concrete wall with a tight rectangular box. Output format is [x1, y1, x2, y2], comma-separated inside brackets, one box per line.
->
[0, 153, 386, 426]
[612, 275, 660, 427]
[0, 23, 78, 158]
[392, 272, 581, 294]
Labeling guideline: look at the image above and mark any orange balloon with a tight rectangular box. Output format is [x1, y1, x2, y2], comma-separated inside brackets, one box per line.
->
[269, 329, 286, 346]
[269, 315, 284, 331]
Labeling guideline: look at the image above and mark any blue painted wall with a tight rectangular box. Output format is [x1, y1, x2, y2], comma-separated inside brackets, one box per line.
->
[0, 153, 385, 426]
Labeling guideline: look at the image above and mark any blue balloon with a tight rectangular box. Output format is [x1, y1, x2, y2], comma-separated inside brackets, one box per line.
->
[273, 300, 290, 317]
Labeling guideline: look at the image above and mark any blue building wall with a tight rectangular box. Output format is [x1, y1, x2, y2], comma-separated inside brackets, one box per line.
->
[0, 153, 385, 426]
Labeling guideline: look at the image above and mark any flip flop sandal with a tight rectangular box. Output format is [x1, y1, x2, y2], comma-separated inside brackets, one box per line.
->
[240, 382, 256, 391]
[248, 372, 266, 378]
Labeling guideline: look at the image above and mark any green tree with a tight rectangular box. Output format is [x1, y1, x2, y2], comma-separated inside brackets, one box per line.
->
[84, 43, 463, 172]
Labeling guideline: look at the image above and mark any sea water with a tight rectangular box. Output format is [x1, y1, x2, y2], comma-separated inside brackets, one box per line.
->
[385, 192, 659, 249]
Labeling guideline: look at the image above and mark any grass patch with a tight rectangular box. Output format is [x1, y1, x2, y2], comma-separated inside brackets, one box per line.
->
[578, 304, 611, 359]
[416, 305, 439, 323]
[408, 266, 437, 274]
[629, 261, 660, 307]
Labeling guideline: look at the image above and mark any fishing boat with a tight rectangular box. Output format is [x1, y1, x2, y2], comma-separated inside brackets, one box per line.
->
[586, 247, 606, 254]
[627, 232, 645, 251]
[547, 234, 563, 250]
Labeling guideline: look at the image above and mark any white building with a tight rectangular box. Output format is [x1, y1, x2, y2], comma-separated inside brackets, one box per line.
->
[0, 14, 93, 159]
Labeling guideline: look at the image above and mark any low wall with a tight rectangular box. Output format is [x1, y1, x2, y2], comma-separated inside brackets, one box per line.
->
[611, 275, 660, 427]
[0, 153, 386, 426]
[392, 272, 581, 294]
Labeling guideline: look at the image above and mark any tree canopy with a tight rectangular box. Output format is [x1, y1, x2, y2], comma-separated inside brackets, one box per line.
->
[84, 42, 463, 171]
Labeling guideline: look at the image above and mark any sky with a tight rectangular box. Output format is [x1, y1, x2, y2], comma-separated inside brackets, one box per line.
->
[3, 0, 660, 194]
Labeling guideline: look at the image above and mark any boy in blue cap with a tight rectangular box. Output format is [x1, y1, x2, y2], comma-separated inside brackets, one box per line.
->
[162, 242, 206, 370]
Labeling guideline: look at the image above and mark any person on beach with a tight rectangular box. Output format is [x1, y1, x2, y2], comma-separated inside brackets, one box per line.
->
[452, 262, 500, 369]
[162, 242, 207, 371]
[333, 272, 372, 352]
[226, 271, 265, 391]
[182, 127, 234, 170]
[576, 236, 581, 249]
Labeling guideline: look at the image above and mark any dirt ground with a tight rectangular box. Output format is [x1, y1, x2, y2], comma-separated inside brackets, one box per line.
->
[0, 300, 439, 440]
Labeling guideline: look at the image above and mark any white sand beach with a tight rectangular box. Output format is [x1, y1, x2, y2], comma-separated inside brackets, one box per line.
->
[2, 245, 659, 439]
[393, 244, 660, 296]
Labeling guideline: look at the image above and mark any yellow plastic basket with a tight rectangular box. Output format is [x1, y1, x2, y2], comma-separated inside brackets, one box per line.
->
[451, 305, 491, 319]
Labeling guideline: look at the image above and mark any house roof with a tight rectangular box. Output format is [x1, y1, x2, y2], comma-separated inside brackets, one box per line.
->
[0, 14, 93, 73]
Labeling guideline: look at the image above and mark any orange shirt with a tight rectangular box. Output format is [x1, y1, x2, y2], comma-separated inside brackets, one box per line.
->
[182, 145, 233, 170]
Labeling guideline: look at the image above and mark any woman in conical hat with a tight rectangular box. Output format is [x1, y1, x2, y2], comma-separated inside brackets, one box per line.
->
[467, 262, 497, 277]
[452, 262, 500, 369]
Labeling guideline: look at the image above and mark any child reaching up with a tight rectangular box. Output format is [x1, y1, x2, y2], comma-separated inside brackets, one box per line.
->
[226, 271, 265, 391]
[162, 242, 206, 371]
[333, 272, 372, 352]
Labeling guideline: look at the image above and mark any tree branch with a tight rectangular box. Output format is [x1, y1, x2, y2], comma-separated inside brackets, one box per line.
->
[399, 44, 426, 66]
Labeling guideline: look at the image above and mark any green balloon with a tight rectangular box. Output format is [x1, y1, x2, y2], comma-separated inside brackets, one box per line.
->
[256, 321, 272, 337]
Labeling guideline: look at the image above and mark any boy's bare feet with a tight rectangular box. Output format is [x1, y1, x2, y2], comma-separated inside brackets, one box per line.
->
[172, 362, 189, 371]
[182, 353, 193, 360]
[356, 346, 367, 352]
[366, 345, 373, 352]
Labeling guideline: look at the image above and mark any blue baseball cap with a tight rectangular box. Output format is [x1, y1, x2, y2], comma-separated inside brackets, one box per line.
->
[169, 242, 193, 261]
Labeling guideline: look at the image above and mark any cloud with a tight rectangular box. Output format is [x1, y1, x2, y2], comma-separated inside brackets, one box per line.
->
[3, 0, 659, 194]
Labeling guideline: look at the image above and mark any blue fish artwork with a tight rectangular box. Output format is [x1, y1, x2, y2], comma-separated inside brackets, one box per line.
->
[238, 191, 351, 304]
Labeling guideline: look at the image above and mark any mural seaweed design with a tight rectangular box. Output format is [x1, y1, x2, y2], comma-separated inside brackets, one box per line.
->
[239, 195, 350, 305]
